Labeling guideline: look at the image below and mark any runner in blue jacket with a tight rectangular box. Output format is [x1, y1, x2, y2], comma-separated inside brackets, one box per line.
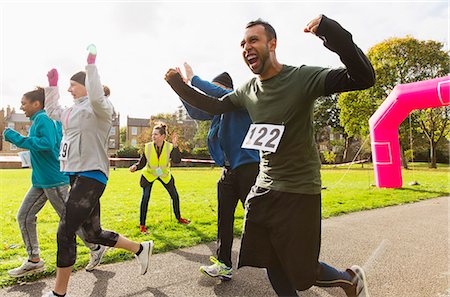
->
[178, 63, 259, 280]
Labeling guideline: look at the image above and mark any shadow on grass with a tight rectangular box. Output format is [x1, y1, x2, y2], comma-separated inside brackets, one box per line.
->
[394, 187, 449, 196]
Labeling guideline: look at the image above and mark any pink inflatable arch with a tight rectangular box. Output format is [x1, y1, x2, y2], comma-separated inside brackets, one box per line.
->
[369, 76, 450, 188]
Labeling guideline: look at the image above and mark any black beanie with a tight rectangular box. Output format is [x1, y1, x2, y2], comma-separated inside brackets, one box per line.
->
[212, 72, 233, 89]
[70, 71, 86, 86]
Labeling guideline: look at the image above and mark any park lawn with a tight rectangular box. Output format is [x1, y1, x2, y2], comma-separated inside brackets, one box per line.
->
[0, 164, 448, 287]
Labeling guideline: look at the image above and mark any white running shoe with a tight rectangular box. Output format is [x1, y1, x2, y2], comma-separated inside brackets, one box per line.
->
[86, 245, 108, 271]
[135, 240, 154, 275]
[8, 259, 45, 278]
[42, 291, 69, 297]
[345, 265, 370, 297]
[200, 256, 232, 281]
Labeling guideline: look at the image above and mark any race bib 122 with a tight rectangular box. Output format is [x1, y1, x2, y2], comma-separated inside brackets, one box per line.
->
[241, 123, 285, 153]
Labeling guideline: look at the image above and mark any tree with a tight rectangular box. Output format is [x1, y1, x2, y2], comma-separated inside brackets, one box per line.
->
[416, 107, 450, 167]
[322, 150, 336, 164]
[314, 94, 350, 161]
[314, 94, 354, 162]
[138, 112, 198, 154]
[314, 94, 341, 133]
[338, 89, 377, 138]
[193, 120, 211, 149]
[339, 36, 450, 168]
[120, 127, 127, 145]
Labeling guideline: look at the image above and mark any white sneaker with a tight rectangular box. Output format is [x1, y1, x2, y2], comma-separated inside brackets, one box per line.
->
[135, 240, 153, 275]
[42, 291, 69, 297]
[8, 259, 45, 278]
[345, 265, 370, 297]
[200, 256, 232, 280]
[85, 245, 108, 271]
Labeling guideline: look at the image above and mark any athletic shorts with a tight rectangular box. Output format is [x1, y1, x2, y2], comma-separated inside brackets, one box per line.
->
[238, 186, 322, 290]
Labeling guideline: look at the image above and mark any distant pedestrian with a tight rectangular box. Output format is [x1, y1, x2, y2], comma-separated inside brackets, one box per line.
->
[176, 63, 259, 280]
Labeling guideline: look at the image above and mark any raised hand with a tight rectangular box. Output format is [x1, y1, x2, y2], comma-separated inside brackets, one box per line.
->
[183, 62, 194, 82]
[176, 67, 188, 83]
[87, 44, 97, 64]
[172, 132, 178, 147]
[165, 68, 181, 82]
[304, 15, 323, 35]
[47, 68, 59, 87]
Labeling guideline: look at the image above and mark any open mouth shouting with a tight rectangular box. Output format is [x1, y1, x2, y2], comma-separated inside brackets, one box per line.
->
[246, 53, 260, 72]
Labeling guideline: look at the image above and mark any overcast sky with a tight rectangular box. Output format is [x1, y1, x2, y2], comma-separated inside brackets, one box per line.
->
[0, 0, 448, 126]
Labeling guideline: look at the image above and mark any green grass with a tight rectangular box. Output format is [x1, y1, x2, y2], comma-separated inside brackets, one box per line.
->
[0, 164, 448, 287]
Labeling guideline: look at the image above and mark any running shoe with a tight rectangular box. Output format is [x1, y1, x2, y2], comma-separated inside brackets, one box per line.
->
[178, 218, 190, 225]
[200, 256, 232, 280]
[139, 225, 148, 233]
[344, 265, 370, 297]
[135, 240, 154, 275]
[8, 259, 45, 278]
[86, 245, 108, 271]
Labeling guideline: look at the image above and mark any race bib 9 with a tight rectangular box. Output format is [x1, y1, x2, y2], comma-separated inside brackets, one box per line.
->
[241, 124, 285, 153]
[59, 139, 70, 161]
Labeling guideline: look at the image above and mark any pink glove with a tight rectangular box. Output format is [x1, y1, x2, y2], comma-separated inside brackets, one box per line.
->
[47, 68, 59, 87]
[87, 44, 97, 64]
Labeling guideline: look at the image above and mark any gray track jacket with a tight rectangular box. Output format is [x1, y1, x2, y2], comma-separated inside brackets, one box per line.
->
[45, 64, 114, 177]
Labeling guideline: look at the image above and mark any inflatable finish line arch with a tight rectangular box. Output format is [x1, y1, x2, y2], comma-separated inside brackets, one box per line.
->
[369, 76, 450, 188]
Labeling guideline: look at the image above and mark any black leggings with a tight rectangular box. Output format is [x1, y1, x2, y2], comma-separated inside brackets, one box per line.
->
[216, 162, 258, 267]
[57, 175, 119, 267]
[140, 176, 181, 225]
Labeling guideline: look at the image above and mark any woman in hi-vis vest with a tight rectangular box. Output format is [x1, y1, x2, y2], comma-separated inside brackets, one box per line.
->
[129, 123, 190, 233]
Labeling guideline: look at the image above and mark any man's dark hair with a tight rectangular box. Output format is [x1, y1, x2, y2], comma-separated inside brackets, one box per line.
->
[246, 18, 277, 40]
[23, 87, 45, 108]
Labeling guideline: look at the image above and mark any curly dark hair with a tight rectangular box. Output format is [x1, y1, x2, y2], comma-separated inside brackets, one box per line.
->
[23, 87, 45, 108]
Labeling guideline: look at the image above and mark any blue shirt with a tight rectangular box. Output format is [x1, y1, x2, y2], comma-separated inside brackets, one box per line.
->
[65, 171, 108, 185]
[180, 75, 259, 170]
[3, 110, 69, 188]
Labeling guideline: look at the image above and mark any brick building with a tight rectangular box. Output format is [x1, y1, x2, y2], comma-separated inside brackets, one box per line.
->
[0, 106, 30, 154]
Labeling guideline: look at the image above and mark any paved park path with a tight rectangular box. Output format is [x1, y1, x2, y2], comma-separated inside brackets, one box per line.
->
[1, 196, 448, 297]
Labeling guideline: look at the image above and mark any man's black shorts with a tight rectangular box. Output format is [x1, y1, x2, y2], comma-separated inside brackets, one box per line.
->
[238, 186, 321, 290]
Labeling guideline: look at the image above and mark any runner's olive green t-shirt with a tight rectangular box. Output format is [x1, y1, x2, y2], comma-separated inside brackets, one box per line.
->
[227, 65, 330, 194]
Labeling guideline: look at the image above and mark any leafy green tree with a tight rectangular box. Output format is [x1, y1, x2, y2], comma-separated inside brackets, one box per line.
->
[338, 36, 450, 168]
[314, 94, 351, 161]
[322, 150, 337, 164]
[120, 127, 127, 145]
[138, 112, 197, 154]
[193, 120, 211, 148]
[314, 94, 341, 133]
[416, 107, 450, 167]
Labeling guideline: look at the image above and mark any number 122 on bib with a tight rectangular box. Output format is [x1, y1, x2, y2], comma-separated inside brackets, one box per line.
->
[241, 123, 285, 153]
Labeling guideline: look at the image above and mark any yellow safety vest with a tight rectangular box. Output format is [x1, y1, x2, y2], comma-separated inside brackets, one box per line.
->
[142, 141, 173, 184]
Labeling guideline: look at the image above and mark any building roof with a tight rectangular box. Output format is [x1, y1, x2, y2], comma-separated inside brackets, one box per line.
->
[7, 113, 29, 123]
[127, 117, 150, 127]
